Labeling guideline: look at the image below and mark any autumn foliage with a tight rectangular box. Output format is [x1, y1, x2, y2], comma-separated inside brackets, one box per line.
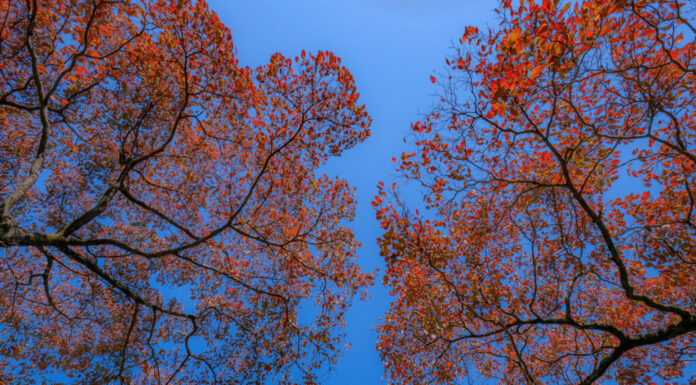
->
[0, 0, 372, 383]
[376, 0, 696, 384]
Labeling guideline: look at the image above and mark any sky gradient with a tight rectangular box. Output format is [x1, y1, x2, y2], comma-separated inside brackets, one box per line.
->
[206, 1, 497, 384]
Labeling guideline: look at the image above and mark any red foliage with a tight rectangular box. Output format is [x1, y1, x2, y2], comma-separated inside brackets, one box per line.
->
[377, 0, 696, 383]
[0, 0, 372, 383]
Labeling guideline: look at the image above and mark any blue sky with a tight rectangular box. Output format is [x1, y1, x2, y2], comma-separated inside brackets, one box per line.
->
[206, 1, 497, 384]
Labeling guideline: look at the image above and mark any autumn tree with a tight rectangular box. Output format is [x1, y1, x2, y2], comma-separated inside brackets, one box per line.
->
[376, 0, 696, 383]
[0, 0, 372, 383]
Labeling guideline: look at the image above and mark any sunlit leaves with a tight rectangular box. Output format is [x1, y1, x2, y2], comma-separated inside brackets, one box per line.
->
[377, 0, 696, 384]
[0, 0, 371, 383]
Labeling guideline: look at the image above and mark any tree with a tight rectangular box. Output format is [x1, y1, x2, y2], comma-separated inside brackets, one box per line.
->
[0, 0, 372, 383]
[376, 0, 696, 383]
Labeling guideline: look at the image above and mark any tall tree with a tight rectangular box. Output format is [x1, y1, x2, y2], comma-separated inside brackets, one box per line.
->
[376, 0, 696, 383]
[0, 0, 372, 383]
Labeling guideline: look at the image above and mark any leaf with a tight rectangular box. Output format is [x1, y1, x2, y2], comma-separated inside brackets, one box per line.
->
[529, 65, 542, 79]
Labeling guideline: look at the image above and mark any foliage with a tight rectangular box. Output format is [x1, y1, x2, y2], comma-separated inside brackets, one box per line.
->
[376, 0, 696, 383]
[0, 0, 372, 383]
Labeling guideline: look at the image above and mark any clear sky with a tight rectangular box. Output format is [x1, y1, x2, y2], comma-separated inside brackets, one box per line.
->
[206, 1, 497, 384]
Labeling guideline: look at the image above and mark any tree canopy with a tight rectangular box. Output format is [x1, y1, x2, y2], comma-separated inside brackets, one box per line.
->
[376, 0, 696, 383]
[0, 0, 372, 383]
